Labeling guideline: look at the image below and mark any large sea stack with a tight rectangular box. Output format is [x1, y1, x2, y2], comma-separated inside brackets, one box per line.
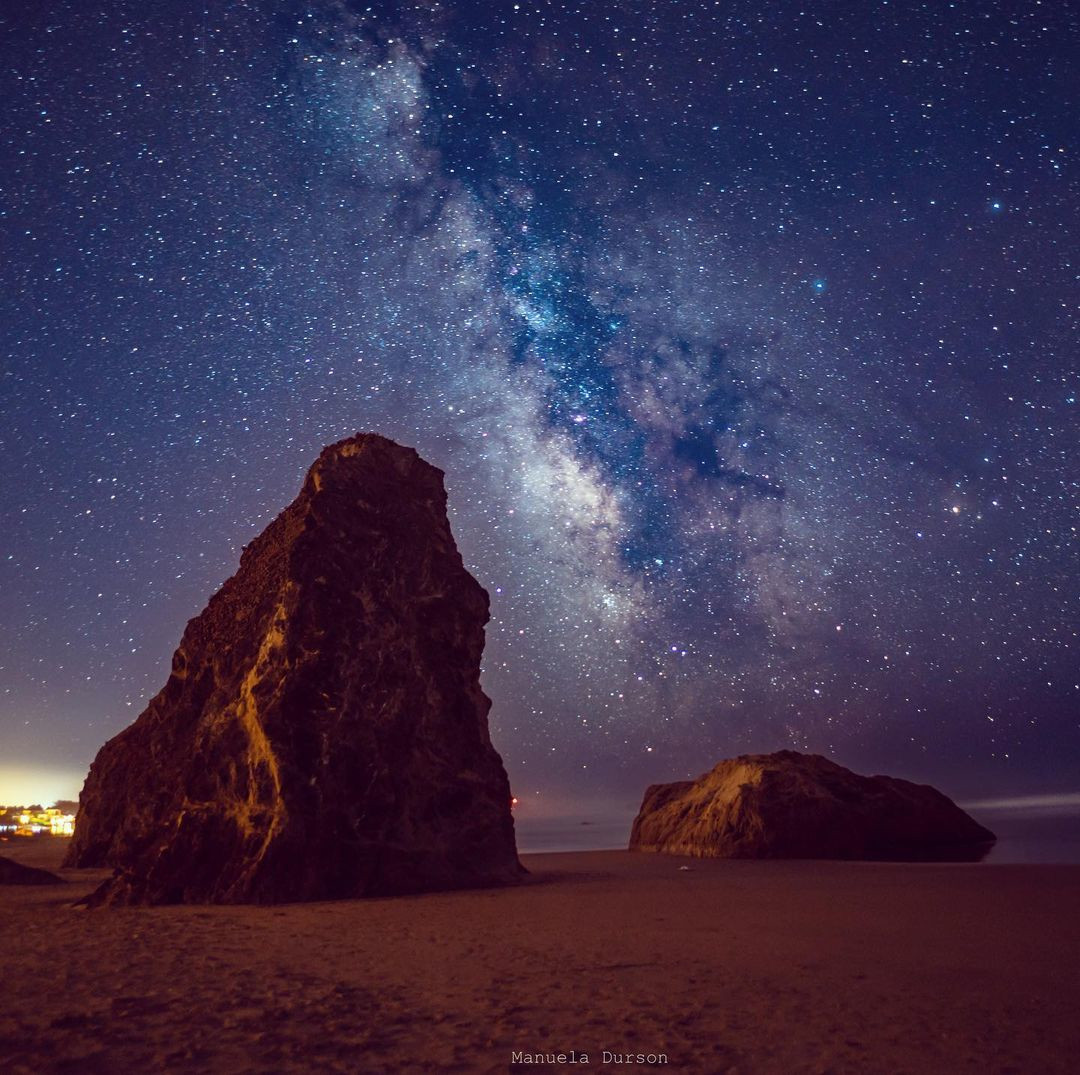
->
[630, 751, 995, 861]
[66, 434, 522, 903]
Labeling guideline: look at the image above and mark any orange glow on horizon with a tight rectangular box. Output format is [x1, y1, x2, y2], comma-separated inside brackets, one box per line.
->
[0, 765, 84, 809]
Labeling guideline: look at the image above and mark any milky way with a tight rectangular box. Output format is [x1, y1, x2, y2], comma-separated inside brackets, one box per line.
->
[1, 0, 1077, 807]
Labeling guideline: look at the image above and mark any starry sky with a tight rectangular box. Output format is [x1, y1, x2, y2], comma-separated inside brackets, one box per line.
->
[1, 0, 1077, 811]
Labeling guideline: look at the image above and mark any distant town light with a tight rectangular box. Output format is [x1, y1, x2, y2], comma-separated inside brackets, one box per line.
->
[0, 805, 76, 838]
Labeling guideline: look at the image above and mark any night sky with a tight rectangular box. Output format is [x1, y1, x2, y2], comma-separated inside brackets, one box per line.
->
[2, 0, 1077, 811]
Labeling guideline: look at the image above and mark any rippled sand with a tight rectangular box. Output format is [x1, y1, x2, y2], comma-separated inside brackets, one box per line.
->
[2, 837, 1078, 1073]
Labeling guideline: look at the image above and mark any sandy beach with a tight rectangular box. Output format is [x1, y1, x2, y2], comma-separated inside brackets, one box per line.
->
[2, 837, 1078, 1074]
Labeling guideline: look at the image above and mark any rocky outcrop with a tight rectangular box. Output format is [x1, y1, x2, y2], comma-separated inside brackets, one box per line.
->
[0, 855, 63, 885]
[629, 751, 995, 861]
[66, 434, 522, 904]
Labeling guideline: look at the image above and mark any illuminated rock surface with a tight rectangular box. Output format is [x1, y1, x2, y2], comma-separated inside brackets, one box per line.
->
[630, 750, 995, 861]
[66, 434, 521, 903]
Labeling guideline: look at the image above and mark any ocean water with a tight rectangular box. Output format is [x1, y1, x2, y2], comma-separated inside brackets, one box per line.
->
[514, 816, 632, 855]
[514, 804, 1080, 864]
[974, 805, 1080, 864]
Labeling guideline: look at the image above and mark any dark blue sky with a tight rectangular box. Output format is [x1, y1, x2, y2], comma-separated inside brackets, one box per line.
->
[1, 0, 1077, 809]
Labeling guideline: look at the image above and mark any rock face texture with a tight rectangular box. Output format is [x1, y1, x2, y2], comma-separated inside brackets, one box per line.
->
[630, 751, 995, 861]
[0, 855, 63, 885]
[66, 434, 522, 904]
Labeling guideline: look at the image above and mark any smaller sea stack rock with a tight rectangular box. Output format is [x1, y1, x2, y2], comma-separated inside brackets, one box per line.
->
[0, 855, 63, 885]
[66, 433, 522, 904]
[630, 751, 995, 861]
